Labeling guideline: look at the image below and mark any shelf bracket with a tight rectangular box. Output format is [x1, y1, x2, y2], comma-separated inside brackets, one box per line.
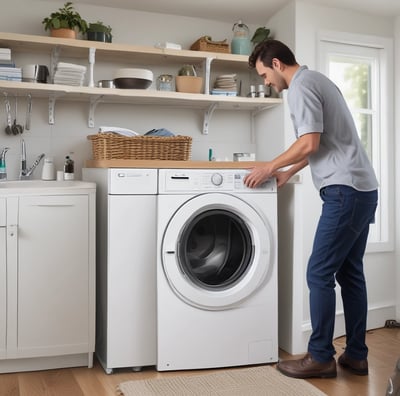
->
[203, 103, 218, 135]
[50, 46, 61, 83]
[88, 47, 96, 88]
[204, 57, 215, 95]
[88, 95, 103, 128]
[48, 95, 56, 125]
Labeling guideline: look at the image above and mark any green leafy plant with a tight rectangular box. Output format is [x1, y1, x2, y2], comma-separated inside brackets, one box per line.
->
[42, 2, 88, 34]
[87, 21, 112, 35]
[178, 65, 197, 77]
[87, 21, 112, 42]
[251, 27, 271, 45]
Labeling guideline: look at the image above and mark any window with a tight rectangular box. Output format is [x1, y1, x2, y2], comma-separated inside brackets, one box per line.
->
[318, 31, 394, 251]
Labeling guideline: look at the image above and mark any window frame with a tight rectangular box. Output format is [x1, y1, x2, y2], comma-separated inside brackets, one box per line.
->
[317, 30, 394, 252]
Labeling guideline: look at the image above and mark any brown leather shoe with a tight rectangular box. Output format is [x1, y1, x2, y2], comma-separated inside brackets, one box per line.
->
[277, 353, 337, 379]
[338, 353, 368, 375]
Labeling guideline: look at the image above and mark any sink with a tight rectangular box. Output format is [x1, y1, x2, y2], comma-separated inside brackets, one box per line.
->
[0, 180, 96, 192]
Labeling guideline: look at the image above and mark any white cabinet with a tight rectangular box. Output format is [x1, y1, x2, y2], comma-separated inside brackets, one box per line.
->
[0, 198, 6, 360]
[0, 183, 96, 373]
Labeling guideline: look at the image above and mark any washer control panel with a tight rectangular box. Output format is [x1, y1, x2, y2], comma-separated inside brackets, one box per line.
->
[159, 169, 276, 193]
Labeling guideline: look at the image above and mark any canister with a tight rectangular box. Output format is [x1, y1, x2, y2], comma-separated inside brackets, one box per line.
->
[156, 74, 173, 91]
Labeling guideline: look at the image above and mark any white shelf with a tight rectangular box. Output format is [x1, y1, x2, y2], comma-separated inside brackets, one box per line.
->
[0, 32, 253, 66]
[0, 32, 282, 132]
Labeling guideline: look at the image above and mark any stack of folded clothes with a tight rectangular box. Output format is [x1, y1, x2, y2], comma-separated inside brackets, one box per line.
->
[53, 62, 87, 86]
[0, 47, 21, 81]
[211, 74, 238, 96]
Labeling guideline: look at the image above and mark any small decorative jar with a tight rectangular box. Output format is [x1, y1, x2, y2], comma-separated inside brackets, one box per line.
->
[156, 74, 174, 91]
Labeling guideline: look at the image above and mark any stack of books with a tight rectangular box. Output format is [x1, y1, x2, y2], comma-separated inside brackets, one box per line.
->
[0, 48, 22, 82]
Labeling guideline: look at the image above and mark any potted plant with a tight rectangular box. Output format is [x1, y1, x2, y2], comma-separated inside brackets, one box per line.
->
[176, 65, 203, 93]
[177, 64, 197, 77]
[87, 21, 112, 43]
[251, 27, 271, 46]
[42, 2, 88, 39]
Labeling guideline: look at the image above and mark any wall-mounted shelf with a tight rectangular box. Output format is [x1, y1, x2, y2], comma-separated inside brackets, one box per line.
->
[0, 32, 282, 132]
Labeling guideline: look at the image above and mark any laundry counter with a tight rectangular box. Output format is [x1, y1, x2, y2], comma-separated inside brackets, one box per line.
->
[85, 160, 266, 169]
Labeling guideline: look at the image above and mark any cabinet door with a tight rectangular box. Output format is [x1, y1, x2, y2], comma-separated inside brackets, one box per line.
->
[0, 198, 6, 359]
[13, 195, 89, 358]
[0, 227, 5, 359]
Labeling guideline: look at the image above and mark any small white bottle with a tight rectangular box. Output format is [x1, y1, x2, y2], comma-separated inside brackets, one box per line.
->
[41, 157, 56, 180]
[63, 155, 74, 180]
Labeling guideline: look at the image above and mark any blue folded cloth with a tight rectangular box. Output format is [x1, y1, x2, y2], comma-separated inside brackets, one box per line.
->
[144, 128, 175, 137]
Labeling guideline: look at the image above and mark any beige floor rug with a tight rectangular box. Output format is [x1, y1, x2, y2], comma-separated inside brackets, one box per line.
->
[116, 365, 327, 396]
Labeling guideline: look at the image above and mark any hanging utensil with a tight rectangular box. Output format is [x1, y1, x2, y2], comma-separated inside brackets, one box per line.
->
[25, 94, 32, 131]
[11, 96, 24, 135]
[4, 93, 13, 135]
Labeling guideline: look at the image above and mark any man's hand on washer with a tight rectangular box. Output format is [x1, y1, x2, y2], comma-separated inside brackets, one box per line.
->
[244, 163, 275, 188]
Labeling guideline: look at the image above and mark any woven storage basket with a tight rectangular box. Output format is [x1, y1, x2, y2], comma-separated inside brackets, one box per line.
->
[88, 133, 192, 160]
[190, 36, 229, 53]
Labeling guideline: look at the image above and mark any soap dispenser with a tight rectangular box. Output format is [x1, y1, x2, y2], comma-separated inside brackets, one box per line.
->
[64, 155, 75, 180]
[0, 147, 9, 180]
[231, 20, 252, 55]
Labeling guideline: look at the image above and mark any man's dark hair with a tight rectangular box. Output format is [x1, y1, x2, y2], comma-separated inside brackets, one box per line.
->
[249, 39, 297, 68]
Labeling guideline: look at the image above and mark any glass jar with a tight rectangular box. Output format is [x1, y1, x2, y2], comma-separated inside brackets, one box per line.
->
[156, 74, 173, 91]
[231, 20, 252, 55]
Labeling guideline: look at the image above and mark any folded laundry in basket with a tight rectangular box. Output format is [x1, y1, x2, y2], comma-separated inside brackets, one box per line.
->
[98, 126, 140, 136]
[144, 128, 175, 137]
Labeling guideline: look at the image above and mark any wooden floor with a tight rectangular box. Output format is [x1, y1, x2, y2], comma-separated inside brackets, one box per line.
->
[0, 327, 398, 396]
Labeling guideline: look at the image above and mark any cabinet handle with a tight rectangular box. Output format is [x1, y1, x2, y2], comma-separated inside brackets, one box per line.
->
[32, 204, 75, 207]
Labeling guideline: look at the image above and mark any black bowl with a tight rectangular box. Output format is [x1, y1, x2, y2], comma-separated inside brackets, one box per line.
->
[113, 77, 152, 89]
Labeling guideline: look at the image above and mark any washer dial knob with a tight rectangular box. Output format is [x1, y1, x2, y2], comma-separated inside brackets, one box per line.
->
[211, 173, 223, 186]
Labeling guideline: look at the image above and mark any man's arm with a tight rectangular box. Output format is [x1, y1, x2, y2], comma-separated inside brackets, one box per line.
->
[244, 132, 320, 188]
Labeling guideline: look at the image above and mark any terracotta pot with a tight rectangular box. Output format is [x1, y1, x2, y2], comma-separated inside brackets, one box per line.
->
[50, 28, 76, 39]
[175, 76, 203, 94]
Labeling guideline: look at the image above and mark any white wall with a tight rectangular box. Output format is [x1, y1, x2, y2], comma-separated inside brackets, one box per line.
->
[0, 0, 266, 179]
[272, 0, 398, 354]
[395, 16, 400, 320]
[295, 0, 397, 331]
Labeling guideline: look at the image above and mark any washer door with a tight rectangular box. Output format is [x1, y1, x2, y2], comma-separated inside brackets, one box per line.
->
[161, 193, 274, 310]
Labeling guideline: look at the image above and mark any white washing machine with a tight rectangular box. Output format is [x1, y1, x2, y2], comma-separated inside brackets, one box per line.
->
[157, 168, 278, 371]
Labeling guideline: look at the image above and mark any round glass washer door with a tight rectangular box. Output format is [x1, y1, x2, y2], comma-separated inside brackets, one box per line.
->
[161, 193, 274, 310]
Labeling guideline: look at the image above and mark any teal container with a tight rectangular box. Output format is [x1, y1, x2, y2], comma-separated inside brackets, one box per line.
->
[231, 20, 251, 55]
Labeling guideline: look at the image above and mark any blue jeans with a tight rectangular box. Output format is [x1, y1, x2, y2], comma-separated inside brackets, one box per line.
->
[307, 185, 378, 362]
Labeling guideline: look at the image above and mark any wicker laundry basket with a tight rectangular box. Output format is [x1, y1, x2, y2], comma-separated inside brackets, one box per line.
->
[88, 133, 192, 161]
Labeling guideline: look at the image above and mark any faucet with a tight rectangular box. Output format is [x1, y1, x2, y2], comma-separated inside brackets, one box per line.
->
[0, 147, 10, 180]
[19, 139, 45, 180]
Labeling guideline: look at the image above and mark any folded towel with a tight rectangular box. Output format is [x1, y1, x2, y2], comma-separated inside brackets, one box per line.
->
[98, 126, 140, 136]
[144, 128, 175, 137]
[57, 62, 87, 73]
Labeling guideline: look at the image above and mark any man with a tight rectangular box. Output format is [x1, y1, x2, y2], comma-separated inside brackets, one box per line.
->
[244, 40, 378, 379]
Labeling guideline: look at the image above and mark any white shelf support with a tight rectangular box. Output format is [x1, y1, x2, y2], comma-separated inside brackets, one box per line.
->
[88, 47, 96, 88]
[88, 95, 103, 128]
[203, 103, 218, 135]
[204, 57, 215, 95]
[50, 46, 61, 83]
[48, 95, 56, 125]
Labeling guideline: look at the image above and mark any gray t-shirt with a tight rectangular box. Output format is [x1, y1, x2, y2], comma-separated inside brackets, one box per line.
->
[287, 65, 378, 191]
